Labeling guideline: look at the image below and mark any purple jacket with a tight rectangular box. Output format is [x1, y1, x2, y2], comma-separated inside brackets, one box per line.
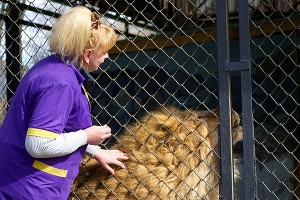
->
[0, 54, 92, 199]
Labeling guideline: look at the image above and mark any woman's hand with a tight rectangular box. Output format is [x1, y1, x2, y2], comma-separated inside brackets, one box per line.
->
[93, 149, 129, 175]
[84, 125, 111, 145]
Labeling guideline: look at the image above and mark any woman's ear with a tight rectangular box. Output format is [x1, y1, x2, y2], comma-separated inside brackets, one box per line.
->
[82, 49, 92, 66]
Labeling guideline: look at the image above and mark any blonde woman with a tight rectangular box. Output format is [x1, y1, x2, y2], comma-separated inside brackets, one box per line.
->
[0, 6, 128, 199]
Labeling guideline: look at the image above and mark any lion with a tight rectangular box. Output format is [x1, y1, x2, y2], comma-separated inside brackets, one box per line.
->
[70, 107, 243, 200]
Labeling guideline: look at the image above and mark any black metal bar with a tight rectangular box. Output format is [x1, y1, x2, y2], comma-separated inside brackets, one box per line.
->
[238, 0, 256, 199]
[4, 1, 21, 104]
[2, 0, 60, 18]
[216, 0, 234, 199]
[50, 0, 161, 32]
[225, 60, 250, 71]
[19, 19, 52, 31]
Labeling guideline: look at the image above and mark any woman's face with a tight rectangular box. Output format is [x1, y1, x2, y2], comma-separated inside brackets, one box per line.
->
[83, 49, 109, 72]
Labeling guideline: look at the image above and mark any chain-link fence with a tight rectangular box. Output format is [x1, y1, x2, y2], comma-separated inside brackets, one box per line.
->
[249, 2, 300, 197]
[0, 0, 299, 199]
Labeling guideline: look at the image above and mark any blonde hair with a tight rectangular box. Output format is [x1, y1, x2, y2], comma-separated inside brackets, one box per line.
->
[50, 6, 117, 64]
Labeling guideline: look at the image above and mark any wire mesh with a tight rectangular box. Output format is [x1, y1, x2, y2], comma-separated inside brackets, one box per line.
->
[247, 1, 300, 199]
[0, 0, 299, 199]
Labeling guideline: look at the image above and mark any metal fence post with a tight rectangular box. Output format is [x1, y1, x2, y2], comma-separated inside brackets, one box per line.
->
[217, 0, 256, 199]
[216, 0, 234, 199]
[238, 0, 256, 199]
[4, 0, 21, 104]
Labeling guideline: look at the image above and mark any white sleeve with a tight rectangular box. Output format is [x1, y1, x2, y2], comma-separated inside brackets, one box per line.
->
[85, 144, 101, 157]
[25, 130, 87, 158]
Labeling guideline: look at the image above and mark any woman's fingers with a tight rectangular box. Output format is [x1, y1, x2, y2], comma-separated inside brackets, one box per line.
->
[114, 150, 129, 159]
[85, 125, 112, 145]
[94, 149, 129, 175]
[102, 164, 115, 175]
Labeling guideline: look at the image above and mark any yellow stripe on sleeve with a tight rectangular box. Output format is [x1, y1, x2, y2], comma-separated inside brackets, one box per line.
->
[27, 128, 59, 139]
[33, 160, 68, 177]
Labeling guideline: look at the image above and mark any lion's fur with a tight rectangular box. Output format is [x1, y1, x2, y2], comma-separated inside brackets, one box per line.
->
[70, 107, 243, 200]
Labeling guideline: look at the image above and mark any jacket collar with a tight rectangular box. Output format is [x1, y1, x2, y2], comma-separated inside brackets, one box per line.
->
[56, 54, 96, 92]
[79, 67, 96, 92]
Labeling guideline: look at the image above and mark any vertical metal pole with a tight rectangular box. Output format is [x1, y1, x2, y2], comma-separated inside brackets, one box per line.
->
[216, 0, 234, 199]
[4, 1, 21, 104]
[238, 0, 256, 199]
